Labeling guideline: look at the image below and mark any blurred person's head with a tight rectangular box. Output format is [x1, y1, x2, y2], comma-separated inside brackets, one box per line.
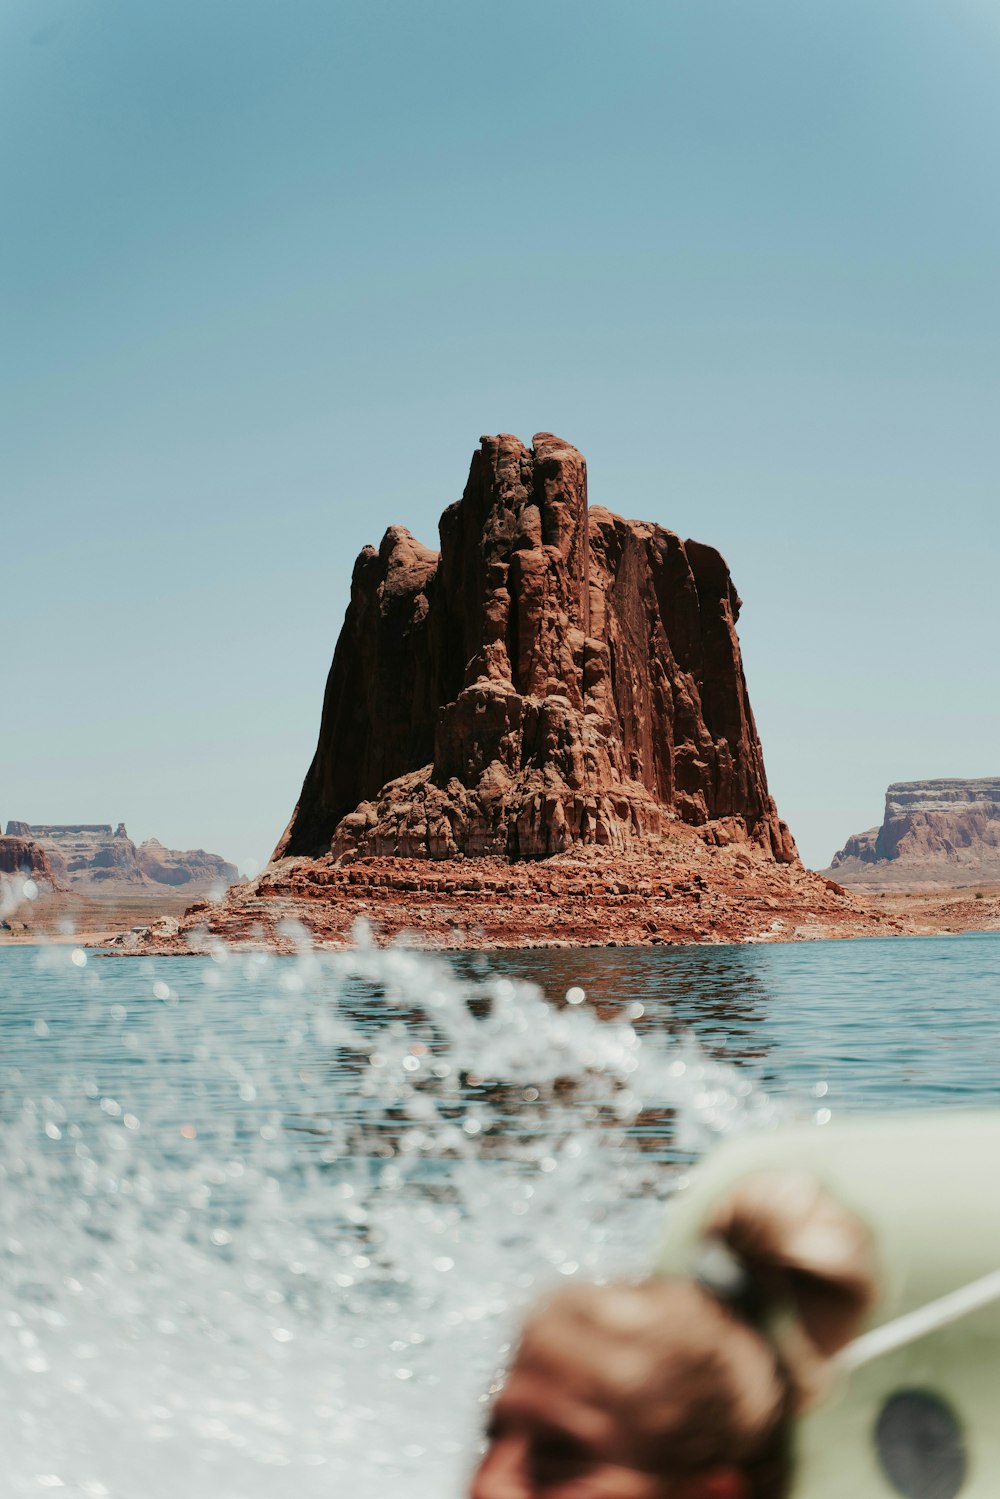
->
[471, 1279, 789, 1499]
[471, 1172, 876, 1499]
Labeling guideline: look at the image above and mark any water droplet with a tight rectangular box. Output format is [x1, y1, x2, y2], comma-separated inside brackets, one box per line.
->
[566, 986, 586, 1005]
[70, 949, 87, 969]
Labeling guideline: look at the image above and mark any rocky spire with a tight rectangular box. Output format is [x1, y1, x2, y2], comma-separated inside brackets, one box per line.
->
[277, 433, 795, 864]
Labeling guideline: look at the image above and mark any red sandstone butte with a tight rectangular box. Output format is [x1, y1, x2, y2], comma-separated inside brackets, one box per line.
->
[277, 432, 796, 866]
[113, 433, 910, 953]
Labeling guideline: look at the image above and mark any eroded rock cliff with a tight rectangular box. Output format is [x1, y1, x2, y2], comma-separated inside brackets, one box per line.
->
[278, 432, 795, 865]
[4, 822, 237, 891]
[0, 836, 57, 882]
[830, 778, 1000, 885]
[136, 838, 238, 888]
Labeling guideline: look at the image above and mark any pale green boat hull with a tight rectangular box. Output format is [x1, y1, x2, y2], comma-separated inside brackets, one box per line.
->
[653, 1112, 1000, 1497]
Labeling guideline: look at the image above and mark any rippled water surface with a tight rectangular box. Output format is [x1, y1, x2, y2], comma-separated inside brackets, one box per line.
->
[1, 931, 998, 1498]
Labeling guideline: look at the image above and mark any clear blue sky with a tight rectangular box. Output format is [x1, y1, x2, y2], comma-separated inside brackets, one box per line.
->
[2, 0, 998, 873]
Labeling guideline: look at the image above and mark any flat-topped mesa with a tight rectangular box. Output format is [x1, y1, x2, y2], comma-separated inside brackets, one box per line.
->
[832, 778, 1000, 877]
[277, 432, 795, 865]
[4, 821, 237, 889]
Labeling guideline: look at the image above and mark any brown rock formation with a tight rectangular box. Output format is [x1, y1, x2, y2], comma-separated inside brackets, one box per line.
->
[136, 838, 238, 888]
[278, 433, 795, 866]
[110, 838, 913, 956]
[0, 835, 57, 881]
[4, 821, 237, 892]
[829, 778, 1000, 887]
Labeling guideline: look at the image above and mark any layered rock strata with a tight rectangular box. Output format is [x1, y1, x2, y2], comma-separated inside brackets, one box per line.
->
[4, 821, 237, 890]
[829, 779, 1000, 886]
[135, 838, 238, 888]
[0, 835, 57, 882]
[278, 432, 795, 866]
[108, 836, 908, 955]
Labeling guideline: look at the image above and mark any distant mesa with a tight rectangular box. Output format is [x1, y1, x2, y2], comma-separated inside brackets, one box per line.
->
[2, 821, 237, 892]
[828, 778, 1000, 886]
[277, 431, 796, 867]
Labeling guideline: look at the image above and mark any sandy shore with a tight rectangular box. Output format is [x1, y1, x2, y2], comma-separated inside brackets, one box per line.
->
[850, 883, 1000, 935]
[0, 887, 208, 946]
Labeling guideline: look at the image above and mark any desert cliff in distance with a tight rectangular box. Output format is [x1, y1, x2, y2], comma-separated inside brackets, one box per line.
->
[4, 821, 238, 890]
[827, 779, 1000, 887]
[115, 431, 907, 953]
[822, 778, 1000, 935]
[1, 821, 237, 943]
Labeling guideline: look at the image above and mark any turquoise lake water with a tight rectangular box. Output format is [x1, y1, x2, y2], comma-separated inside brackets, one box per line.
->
[0, 932, 997, 1498]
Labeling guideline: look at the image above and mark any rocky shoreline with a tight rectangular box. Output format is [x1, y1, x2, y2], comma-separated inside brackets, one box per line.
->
[104, 829, 916, 955]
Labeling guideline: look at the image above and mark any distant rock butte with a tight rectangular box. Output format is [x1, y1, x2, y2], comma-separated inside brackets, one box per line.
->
[3, 822, 237, 892]
[135, 838, 238, 888]
[277, 432, 796, 866]
[829, 779, 1000, 886]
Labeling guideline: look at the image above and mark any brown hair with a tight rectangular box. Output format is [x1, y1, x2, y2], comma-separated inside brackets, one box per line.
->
[521, 1279, 794, 1497]
[703, 1170, 877, 1409]
[514, 1172, 875, 1499]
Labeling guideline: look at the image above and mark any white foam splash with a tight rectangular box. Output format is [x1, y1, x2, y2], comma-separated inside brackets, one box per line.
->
[0, 938, 788, 1499]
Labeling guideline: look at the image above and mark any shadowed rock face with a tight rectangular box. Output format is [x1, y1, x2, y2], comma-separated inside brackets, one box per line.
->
[278, 433, 795, 864]
[0, 836, 56, 881]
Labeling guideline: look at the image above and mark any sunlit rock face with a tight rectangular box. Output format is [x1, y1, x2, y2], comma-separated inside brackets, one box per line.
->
[277, 432, 794, 864]
[831, 778, 1000, 884]
[135, 838, 238, 888]
[3, 821, 237, 890]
